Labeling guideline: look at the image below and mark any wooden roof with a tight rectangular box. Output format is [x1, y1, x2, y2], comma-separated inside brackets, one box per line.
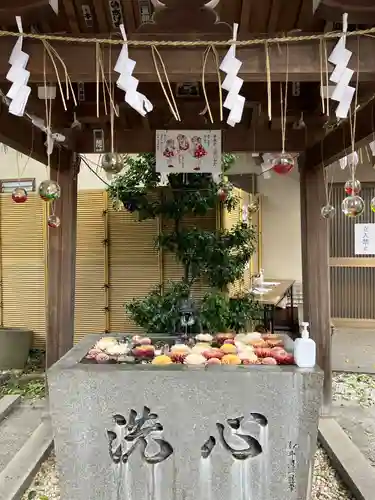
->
[0, 0, 374, 158]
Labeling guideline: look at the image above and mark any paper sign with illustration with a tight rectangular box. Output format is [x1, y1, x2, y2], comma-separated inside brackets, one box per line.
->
[155, 130, 222, 173]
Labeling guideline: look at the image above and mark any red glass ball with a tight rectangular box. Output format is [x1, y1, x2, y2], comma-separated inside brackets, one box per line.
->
[12, 187, 28, 203]
[272, 154, 294, 175]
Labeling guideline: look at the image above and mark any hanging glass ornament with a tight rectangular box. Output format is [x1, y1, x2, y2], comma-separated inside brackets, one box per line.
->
[344, 179, 361, 196]
[321, 205, 336, 219]
[371, 197, 375, 213]
[11, 187, 28, 203]
[248, 200, 259, 214]
[38, 180, 61, 202]
[101, 153, 123, 175]
[48, 214, 61, 228]
[217, 187, 228, 202]
[341, 195, 365, 217]
[272, 153, 294, 175]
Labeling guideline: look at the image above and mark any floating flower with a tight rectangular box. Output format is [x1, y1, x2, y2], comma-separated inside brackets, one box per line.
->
[262, 357, 278, 365]
[251, 339, 268, 348]
[95, 337, 118, 351]
[220, 343, 237, 355]
[238, 351, 258, 363]
[196, 333, 213, 343]
[132, 345, 155, 358]
[206, 357, 221, 365]
[95, 352, 110, 363]
[192, 343, 211, 355]
[105, 343, 130, 357]
[254, 347, 273, 359]
[184, 354, 206, 366]
[203, 348, 224, 360]
[171, 344, 191, 355]
[221, 354, 241, 365]
[138, 337, 152, 345]
[152, 355, 173, 365]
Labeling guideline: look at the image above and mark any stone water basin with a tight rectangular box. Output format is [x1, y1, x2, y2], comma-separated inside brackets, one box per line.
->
[48, 333, 323, 500]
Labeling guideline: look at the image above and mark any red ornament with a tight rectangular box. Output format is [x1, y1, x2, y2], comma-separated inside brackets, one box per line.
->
[48, 214, 61, 228]
[217, 188, 228, 202]
[272, 153, 294, 175]
[12, 187, 28, 203]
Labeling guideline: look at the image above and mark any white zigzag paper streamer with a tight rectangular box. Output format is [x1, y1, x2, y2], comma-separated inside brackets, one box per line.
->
[6, 17, 31, 117]
[339, 151, 358, 170]
[114, 24, 153, 117]
[219, 23, 245, 127]
[328, 13, 355, 119]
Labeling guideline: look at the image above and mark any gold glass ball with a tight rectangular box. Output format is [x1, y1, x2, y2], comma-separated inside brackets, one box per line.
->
[101, 153, 123, 174]
[47, 214, 61, 228]
[321, 205, 336, 219]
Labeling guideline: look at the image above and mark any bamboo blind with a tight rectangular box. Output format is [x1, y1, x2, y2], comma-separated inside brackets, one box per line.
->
[0, 193, 47, 347]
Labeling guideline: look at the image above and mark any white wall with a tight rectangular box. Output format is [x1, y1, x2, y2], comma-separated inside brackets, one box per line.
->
[229, 154, 302, 281]
[3, 146, 374, 284]
[0, 147, 107, 190]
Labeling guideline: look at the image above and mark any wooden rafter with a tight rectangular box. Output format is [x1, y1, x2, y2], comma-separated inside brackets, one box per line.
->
[75, 127, 309, 153]
[0, 35, 373, 82]
[304, 98, 375, 169]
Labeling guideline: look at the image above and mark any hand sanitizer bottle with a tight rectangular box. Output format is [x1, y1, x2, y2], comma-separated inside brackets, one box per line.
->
[294, 322, 316, 368]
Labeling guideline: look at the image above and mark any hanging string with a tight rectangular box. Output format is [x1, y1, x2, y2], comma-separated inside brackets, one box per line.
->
[201, 44, 223, 123]
[348, 37, 360, 186]
[265, 42, 272, 121]
[96, 42, 100, 118]
[319, 39, 325, 115]
[323, 39, 330, 117]
[321, 139, 334, 206]
[2, 25, 375, 46]
[279, 44, 289, 154]
[151, 46, 180, 121]
[16, 127, 34, 185]
[43, 47, 52, 172]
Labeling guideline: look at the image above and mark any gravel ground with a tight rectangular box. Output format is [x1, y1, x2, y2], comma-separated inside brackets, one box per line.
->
[23, 373, 373, 500]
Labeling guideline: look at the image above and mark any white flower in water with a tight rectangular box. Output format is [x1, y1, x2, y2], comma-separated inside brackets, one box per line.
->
[171, 344, 191, 355]
[95, 337, 118, 351]
[105, 343, 130, 356]
[192, 343, 210, 354]
[195, 333, 213, 343]
[184, 354, 206, 366]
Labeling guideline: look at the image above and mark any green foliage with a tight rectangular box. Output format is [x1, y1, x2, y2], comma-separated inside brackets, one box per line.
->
[228, 294, 263, 333]
[126, 281, 190, 334]
[0, 377, 45, 399]
[200, 291, 229, 333]
[108, 154, 238, 221]
[108, 153, 261, 333]
[157, 222, 256, 289]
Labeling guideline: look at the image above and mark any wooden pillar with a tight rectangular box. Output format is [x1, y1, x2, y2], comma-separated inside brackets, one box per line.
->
[300, 160, 332, 414]
[46, 151, 80, 367]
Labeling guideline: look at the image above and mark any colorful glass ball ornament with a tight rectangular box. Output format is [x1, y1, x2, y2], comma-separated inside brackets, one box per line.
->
[344, 179, 361, 196]
[341, 195, 365, 218]
[248, 200, 259, 214]
[217, 187, 228, 202]
[38, 180, 61, 202]
[321, 204, 336, 219]
[272, 153, 294, 175]
[11, 187, 28, 203]
[47, 214, 61, 228]
[371, 197, 375, 213]
[101, 153, 123, 175]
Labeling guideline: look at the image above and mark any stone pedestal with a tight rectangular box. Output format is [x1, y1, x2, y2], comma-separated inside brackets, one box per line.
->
[48, 334, 323, 500]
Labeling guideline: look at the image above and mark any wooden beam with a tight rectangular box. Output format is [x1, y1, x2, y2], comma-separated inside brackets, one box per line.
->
[47, 152, 79, 367]
[0, 0, 57, 27]
[75, 127, 310, 153]
[0, 35, 374, 82]
[304, 98, 375, 169]
[300, 157, 332, 414]
[0, 99, 69, 167]
[315, 0, 375, 24]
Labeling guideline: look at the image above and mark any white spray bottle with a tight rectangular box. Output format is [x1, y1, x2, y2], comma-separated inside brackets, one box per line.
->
[294, 322, 316, 368]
